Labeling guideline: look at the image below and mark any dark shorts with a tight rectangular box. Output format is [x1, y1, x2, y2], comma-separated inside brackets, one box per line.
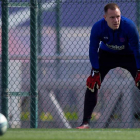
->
[98, 49, 137, 82]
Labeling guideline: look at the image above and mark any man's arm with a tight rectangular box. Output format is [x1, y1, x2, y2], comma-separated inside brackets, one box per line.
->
[89, 22, 101, 70]
[127, 20, 140, 69]
[87, 22, 101, 92]
[127, 20, 140, 89]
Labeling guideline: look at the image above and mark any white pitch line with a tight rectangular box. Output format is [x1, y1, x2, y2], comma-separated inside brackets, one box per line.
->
[6, 130, 121, 133]
[8, 130, 140, 133]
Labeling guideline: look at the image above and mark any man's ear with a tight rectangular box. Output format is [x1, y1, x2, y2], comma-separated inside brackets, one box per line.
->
[103, 15, 106, 21]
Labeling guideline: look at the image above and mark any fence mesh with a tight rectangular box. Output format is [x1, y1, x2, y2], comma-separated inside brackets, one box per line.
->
[1, 0, 140, 128]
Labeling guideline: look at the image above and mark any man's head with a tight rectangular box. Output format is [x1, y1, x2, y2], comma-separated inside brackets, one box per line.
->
[104, 3, 121, 30]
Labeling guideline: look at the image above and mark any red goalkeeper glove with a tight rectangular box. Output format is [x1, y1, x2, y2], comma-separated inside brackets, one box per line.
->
[135, 70, 140, 89]
[86, 68, 101, 92]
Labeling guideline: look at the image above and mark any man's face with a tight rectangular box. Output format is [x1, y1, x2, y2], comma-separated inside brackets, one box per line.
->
[104, 8, 121, 30]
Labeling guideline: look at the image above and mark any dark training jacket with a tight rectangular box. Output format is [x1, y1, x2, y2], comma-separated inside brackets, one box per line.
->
[89, 16, 140, 69]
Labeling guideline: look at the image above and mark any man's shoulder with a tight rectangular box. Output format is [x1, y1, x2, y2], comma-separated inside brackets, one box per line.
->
[94, 18, 106, 26]
[92, 18, 107, 30]
[121, 16, 136, 29]
[121, 16, 133, 22]
[120, 16, 139, 39]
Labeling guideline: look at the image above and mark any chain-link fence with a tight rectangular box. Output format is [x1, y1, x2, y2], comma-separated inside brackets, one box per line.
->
[1, 0, 140, 128]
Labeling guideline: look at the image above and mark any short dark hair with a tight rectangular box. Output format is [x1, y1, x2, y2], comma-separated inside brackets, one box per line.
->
[104, 3, 120, 13]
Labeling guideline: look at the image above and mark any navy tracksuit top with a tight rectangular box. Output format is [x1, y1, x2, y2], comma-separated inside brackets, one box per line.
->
[89, 16, 140, 69]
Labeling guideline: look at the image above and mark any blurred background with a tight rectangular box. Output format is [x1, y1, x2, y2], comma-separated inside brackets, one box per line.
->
[0, 0, 140, 128]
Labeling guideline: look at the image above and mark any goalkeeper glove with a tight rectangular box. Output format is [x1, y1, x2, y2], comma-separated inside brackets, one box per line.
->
[135, 70, 140, 89]
[86, 68, 101, 92]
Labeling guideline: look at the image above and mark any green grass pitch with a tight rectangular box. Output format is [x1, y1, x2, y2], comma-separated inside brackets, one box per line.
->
[1, 128, 140, 140]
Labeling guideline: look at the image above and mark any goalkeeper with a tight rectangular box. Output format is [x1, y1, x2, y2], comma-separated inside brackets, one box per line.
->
[77, 3, 140, 129]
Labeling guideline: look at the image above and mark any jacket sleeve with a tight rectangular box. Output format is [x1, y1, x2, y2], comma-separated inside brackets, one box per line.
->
[127, 21, 140, 69]
[89, 22, 101, 69]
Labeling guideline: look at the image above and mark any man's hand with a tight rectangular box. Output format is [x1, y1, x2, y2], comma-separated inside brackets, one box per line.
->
[135, 70, 140, 89]
[86, 69, 101, 92]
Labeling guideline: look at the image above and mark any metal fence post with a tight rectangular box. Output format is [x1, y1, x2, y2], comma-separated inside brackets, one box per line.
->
[55, 0, 61, 79]
[56, 0, 60, 56]
[1, 0, 9, 120]
[38, 0, 42, 55]
[137, 0, 140, 32]
[30, 0, 38, 128]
